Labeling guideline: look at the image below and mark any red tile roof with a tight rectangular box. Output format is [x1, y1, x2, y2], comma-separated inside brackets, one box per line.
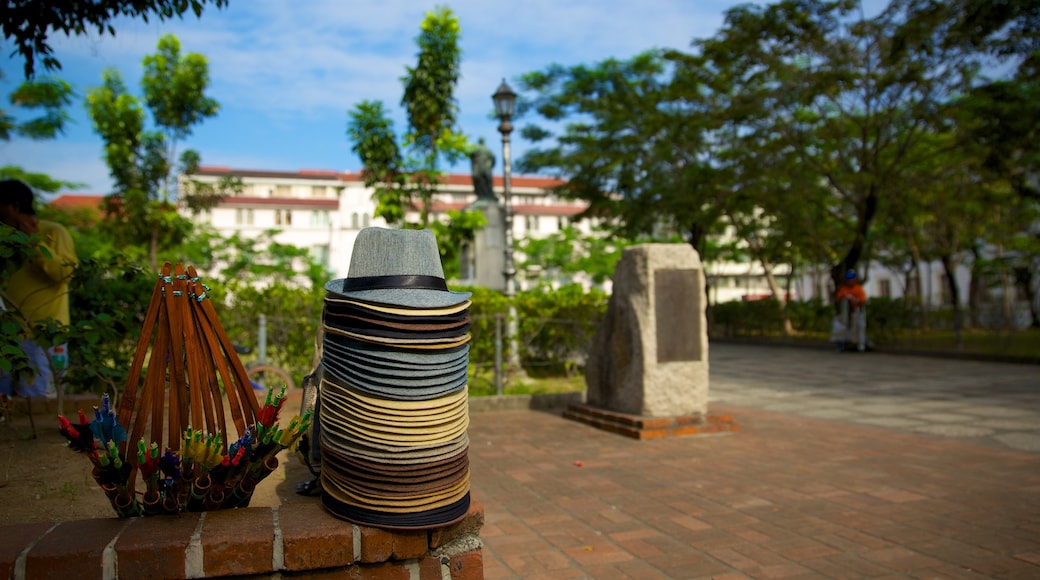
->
[50, 194, 105, 210]
[195, 166, 565, 189]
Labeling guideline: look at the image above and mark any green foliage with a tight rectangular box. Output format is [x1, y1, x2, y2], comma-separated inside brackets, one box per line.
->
[0, 166, 84, 193]
[348, 100, 408, 225]
[710, 299, 787, 337]
[63, 255, 154, 395]
[463, 284, 608, 378]
[518, 52, 721, 248]
[0, 75, 73, 140]
[516, 284, 608, 376]
[427, 209, 487, 280]
[346, 5, 475, 262]
[4, 0, 230, 78]
[176, 228, 331, 381]
[518, 225, 641, 286]
[1, 224, 152, 396]
[87, 33, 223, 269]
[401, 6, 465, 167]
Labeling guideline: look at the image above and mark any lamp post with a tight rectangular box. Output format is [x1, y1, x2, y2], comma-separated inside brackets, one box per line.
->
[492, 79, 521, 371]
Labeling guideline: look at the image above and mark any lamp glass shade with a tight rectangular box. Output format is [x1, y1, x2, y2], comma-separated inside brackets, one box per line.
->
[492, 79, 517, 120]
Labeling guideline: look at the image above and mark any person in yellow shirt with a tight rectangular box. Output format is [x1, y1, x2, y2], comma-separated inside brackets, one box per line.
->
[0, 179, 78, 397]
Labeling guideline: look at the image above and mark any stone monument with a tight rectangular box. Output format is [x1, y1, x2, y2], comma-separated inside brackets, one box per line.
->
[467, 138, 505, 291]
[565, 243, 737, 439]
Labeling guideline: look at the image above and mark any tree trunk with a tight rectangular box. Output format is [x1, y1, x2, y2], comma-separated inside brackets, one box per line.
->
[760, 256, 794, 335]
[968, 246, 984, 329]
[830, 184, 879, 291]
[939, 254, 963, 351]
[1013, 265, 1040, 328]
[909, 243, 929, 331]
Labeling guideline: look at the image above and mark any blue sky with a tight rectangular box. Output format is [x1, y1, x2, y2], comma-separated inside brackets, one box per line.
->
[1, 0, 880, 195]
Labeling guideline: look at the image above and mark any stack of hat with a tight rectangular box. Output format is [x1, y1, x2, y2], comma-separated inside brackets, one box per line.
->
[319, 227, 473, 529]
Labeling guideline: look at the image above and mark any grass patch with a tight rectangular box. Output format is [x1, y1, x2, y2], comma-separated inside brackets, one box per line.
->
[468, 367, 585, 398]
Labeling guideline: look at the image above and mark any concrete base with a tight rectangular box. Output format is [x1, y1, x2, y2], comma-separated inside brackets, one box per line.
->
[563, 403, 739, 440]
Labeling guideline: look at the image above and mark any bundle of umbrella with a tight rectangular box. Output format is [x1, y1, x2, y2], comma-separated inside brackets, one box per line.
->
[318, 227, 473, 529]
[57, 263, 310, 517]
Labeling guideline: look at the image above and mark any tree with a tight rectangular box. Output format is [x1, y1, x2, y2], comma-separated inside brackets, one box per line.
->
[694, 0, 979, 293]
[400, 5, 468, 226]
[518, 51, 734, 255]
[3, 0, 229, 78]
[348, 100, 408, 225]
[86, 33, 225, 269]
[346, 6, 481, 275]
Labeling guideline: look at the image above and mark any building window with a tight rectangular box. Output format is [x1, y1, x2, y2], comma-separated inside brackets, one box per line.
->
[312, 186, 327, 197]
[235, 208, 255, 226]
[274, 209, 293, 226]
[363, 213, 370, 227]
[351, 212, 360, 229]
[557, 216, 568, 230]
[878, 278, 891, 298]
[275, 185, 291, 197]
[310, 210, 330, 227]
[525, 215, 539, 231]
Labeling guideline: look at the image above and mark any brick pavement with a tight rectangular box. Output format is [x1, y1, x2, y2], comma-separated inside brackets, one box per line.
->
[468, 344, 1040, 579]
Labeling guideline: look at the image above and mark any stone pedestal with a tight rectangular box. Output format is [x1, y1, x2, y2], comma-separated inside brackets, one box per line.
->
[569, 243, 723, 438]
[469, 199, 505, 292]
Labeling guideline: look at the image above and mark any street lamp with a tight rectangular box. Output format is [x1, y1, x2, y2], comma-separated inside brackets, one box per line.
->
[492, 79, 521, 371]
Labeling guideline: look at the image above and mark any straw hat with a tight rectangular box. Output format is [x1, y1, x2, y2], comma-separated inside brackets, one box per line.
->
[323, 324, 471, 348]
[320, 429, 469, 462]
[324, 296, 471, 317]
[324, 299, 471, 325]
[323, 311, 471, 333]
[325, 228, 471, 308]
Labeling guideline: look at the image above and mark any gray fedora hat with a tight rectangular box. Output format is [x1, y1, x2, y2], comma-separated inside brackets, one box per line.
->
[321, 372, 467, 401]
[323, 354, 468, 385]
[322, 346, 469, 377]
[323, 336, 470, 367]
[325, 227, 471, 309]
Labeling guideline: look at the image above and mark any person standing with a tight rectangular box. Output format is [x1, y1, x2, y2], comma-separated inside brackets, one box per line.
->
[834, 269, 867, 352]
[0, 179, 77, 397]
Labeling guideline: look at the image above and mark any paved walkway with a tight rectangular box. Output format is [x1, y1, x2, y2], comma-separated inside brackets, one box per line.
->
[468, 343, 1040, 578]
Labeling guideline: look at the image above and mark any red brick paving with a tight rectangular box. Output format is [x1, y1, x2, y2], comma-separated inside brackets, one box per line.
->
[468, 404, 1040, 578]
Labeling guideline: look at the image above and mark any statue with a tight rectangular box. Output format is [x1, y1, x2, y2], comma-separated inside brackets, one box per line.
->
[470, 137, 496, 201]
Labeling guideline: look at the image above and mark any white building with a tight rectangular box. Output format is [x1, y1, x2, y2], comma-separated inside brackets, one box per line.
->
[180, 166, 593, 286]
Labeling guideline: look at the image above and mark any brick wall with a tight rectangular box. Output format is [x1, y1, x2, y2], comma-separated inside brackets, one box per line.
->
[0, 499, 484, 579]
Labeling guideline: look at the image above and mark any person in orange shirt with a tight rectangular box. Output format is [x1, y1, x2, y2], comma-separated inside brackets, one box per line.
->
[834, 269, 867, 351]
[0, 179, 78, 397]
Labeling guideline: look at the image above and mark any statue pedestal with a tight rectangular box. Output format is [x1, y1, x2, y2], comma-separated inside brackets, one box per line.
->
[469, 199, 505, 292]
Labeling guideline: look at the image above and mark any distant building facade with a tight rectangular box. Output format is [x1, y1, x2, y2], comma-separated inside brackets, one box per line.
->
[178, 166, 592, 289]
